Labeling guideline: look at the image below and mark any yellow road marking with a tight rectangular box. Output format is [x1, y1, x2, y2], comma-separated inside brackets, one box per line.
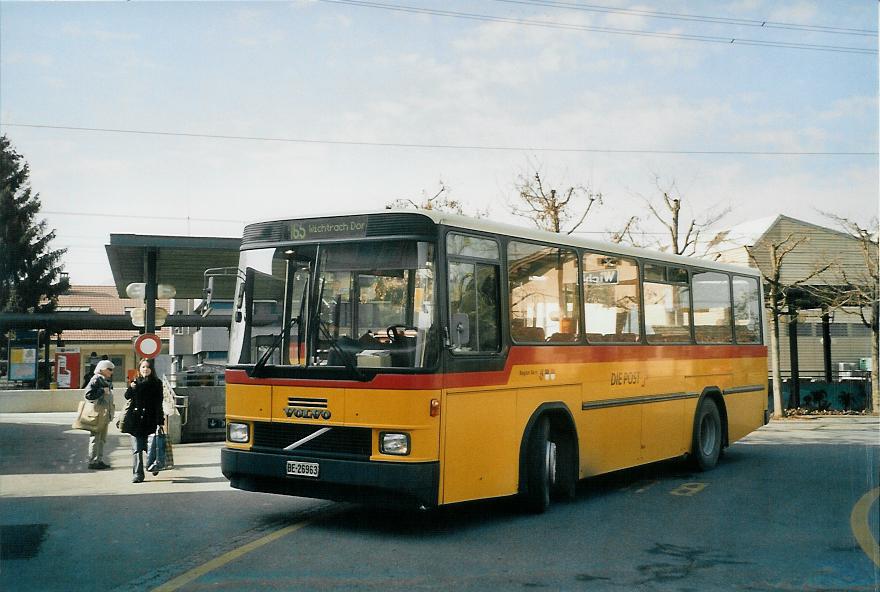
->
[152, 515, 323, 591]
[851, 487, 880, 568]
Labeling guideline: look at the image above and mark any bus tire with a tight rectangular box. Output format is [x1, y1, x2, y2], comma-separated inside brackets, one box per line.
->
[523, 416, 554, 513]
[690, 397, 722, 471]
[552, 429, 577, 502]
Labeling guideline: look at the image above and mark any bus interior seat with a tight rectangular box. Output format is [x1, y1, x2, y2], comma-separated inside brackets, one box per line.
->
[586, 333, 638, 343]
[328, 335, 362, 366]
[695, 326, 733, 343]
[734, 326, 759, 343]
[646, 330, 691, 344]
[358, 331, 379, 346]
[512, 326, 545, 342]
[388, 335, 415, 367]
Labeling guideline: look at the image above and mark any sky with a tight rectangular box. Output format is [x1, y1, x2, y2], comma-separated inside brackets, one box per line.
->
[1, 0, 877, 285]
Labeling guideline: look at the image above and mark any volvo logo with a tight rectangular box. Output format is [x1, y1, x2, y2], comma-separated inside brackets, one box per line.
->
[284, 407, 331, 420]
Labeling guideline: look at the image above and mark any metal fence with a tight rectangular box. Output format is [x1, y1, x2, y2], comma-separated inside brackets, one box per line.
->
[768, 371, 873, 412]
[771, 368, 872, 383]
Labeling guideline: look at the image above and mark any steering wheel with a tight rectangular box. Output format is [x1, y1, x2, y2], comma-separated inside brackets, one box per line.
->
[386, 325, 408, 343]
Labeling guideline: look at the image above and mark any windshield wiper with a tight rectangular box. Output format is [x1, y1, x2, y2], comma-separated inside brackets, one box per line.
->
[317, 319, 369, 382]
[250, 262, 311, 377]
[249, 315, 300, 377]
[310, 276, 369, 381]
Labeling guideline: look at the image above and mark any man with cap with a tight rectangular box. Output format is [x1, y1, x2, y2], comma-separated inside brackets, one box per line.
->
[84, 359, 116, 469]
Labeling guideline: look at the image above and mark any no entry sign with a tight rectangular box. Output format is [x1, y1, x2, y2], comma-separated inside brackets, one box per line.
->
[134, 333, 162, 358]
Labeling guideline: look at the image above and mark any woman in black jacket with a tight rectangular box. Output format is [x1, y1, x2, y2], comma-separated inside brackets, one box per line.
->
[123, 358, 165, 483]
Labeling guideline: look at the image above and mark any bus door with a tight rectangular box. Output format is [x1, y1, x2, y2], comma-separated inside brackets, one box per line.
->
[441, 234, 515, 504]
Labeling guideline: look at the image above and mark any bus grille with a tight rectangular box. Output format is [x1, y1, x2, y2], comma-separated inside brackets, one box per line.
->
[252, 422, 372, 458]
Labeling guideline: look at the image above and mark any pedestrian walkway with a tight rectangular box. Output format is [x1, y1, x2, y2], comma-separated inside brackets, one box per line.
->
[0, 413, 228, 498]
[738, 415, 880, 446]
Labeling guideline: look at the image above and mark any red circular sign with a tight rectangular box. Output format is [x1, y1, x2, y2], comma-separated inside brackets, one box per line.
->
[134, 333, 162, 358]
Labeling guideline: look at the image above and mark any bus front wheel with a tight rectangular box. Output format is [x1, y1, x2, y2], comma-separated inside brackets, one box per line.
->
[523, 416, 555, 513]
[690, 398, 722, 471]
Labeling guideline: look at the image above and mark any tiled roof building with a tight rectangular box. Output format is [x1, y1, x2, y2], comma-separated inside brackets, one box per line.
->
[53, 286, 172, 386]
[56, 285, 171, 341]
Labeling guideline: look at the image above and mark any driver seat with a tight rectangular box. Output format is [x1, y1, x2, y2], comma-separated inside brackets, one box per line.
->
[388, 332, 415, 367]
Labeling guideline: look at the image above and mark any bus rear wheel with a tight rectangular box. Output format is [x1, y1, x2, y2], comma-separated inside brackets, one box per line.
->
[523, 416, 555, 513]
[690, 398, 722, 471]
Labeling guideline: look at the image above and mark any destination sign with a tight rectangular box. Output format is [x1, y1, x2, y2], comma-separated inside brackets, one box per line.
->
[584, 270, 619, 285]
[289, 215, 369, 241]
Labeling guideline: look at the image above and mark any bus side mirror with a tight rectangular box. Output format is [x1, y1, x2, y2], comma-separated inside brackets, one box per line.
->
[451, 313, 470, 349]
[204, 277, 214, 307]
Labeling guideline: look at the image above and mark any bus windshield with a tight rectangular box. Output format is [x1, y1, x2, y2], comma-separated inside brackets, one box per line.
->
[228, 240, 438, 372]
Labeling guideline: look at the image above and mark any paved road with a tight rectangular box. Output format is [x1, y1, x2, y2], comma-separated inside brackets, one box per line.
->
[1, 414, 878, 591]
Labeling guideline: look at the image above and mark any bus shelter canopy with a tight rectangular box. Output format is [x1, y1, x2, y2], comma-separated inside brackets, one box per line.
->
[106, 234, 242, 300]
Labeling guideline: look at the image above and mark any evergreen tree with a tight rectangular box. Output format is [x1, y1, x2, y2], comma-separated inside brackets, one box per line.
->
[0, 134, 69, 314]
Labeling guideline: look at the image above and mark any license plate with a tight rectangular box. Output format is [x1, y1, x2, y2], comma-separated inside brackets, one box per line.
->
[286, 460, 319, 478]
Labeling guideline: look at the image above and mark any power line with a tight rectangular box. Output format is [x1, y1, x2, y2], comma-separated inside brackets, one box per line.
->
[43, 210, 243, 224]
[4, 123, 876, 156]
[55, 245, 112, 250]
[493, 0, 878, 37]
[317, 0, 877, 55]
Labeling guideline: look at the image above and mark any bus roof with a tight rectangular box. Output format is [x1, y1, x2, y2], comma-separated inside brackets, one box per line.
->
[246, 209, 761, 278]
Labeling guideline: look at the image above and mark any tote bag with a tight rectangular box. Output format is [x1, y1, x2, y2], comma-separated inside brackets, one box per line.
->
[72, 399, 107, 432]
[115, 398, 132, 433]
[146, 428, 167, 470]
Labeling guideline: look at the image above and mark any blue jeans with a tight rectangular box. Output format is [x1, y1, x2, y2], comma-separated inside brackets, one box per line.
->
[129, 434, 148, 477]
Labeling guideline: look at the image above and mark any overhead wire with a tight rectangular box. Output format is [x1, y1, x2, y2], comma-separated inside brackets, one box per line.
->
[316, 0, 877, 55]
[42, 210, 242, 224]
[3, 124, 876, 156]
[492, 0, 877, 37]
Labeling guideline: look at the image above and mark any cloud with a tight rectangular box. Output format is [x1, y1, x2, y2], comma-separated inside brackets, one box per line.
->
[227, 7, 288, 47]
[452, 12, 610, 53]
[817, 95, 879, 121]
[2, 51, 54, 67]
[61, 23, 139, 43]
[766, 1, 819, 24]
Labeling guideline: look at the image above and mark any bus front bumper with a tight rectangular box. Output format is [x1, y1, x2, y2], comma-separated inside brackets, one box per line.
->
[221, 448, 439, 509]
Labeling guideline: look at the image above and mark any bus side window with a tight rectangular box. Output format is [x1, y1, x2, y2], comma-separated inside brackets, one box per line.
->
[508, 242, 580, 343]
[693, 271, 733, 344]
[448, 261, 500, 353]
[644, 265, 691, 344]
[583, 253, 640, 343]
[732, 275, 762, 344]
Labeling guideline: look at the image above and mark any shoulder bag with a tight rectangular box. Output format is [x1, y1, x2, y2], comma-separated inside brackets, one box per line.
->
[72, 398, 110, 432]
[116, 398, 132, 433]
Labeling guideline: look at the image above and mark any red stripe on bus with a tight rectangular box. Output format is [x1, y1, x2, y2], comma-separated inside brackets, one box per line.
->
[226, 344, 766, 390]
[224, 369, 445, 390]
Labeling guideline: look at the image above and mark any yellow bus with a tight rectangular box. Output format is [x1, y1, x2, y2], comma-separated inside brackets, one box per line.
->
[221, 210, 768, 511]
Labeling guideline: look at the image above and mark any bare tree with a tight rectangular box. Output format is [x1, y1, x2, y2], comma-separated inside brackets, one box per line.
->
[612, 175, 729, 256]
[509, 165, 602, 235]
[746, 236, 834, 418]
[813, 214, 879, 412]
[386, 180, 488, 218]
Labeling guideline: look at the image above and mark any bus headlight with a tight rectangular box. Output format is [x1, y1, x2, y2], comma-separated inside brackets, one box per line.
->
[379, 432, 410, 455]
[228, 422, 250, 443]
